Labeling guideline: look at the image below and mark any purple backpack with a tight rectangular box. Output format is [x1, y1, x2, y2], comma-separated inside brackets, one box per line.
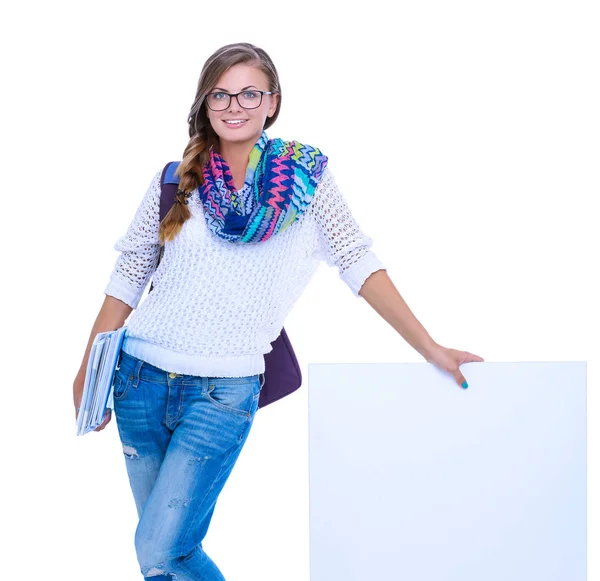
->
[148, 161, 302, 409]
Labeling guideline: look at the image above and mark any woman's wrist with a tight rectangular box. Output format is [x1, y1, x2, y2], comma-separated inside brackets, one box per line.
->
[416, 337, 440, 362]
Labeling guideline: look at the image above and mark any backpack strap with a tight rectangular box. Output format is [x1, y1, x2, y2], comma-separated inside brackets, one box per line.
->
[149, 161, 181, 294]
[159, 161, 181, 221]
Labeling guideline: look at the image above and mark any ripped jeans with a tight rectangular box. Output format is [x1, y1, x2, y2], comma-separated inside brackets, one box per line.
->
[112, 349, 264, 580]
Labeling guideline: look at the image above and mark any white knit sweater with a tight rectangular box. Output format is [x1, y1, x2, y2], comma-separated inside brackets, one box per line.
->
[104, 165, 386, 377]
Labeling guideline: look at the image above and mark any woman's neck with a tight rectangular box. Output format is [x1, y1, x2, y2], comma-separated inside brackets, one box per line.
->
[218, 134, 260, 169]
[218, 135, 260, 190]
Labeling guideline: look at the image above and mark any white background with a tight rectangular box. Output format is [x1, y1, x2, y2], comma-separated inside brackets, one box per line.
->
[0, 1, 597, 579]
[309, 362, 587, 580]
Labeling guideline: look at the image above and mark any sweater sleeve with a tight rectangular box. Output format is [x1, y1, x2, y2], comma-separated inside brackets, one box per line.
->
[308, 166, 386, 297]
[103, 170, 162, 309]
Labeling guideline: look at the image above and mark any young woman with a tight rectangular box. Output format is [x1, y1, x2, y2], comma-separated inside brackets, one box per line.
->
[73, 42, 483, 580]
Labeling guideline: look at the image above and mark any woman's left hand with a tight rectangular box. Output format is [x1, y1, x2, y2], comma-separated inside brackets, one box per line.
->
[425, 343, 484, 389]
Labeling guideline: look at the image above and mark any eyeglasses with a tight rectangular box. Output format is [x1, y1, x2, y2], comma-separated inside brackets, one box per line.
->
[205, 90, 275, 111]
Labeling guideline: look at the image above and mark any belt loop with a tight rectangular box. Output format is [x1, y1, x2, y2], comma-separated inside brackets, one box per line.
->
[132, 359, 143, 388]
[259, 373, 265, 388]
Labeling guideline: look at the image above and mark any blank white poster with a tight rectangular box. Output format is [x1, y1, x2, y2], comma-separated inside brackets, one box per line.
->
[308, 362, 586, 581]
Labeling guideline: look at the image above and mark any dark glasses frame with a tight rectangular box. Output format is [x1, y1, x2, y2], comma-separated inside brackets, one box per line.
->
[205, 90, 276, 111]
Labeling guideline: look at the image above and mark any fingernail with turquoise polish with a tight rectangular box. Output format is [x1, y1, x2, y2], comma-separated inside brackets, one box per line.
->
[462, 381, 469, 389]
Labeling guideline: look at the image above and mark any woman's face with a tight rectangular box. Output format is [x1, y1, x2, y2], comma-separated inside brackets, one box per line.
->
[205, 63, 278, 148]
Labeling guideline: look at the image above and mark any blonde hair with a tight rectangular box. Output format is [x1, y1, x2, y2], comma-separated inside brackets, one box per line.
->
[158, 42, 282, 244]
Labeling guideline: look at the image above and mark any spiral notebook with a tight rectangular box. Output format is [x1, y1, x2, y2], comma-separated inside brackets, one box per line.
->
[76, 326, 127, 436]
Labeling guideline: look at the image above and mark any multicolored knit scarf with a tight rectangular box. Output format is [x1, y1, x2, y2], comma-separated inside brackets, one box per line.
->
[198, 131, 328, 243]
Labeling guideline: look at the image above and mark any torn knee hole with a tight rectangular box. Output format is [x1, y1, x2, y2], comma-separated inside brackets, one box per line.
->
[144, 565, 176, 578]
[122, 444, 139, 459]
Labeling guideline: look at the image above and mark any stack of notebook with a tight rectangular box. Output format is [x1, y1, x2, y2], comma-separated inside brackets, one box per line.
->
[76, 326, 127, 436]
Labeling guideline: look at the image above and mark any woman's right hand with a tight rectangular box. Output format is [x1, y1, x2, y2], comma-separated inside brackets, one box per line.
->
[73, 372, 113, 431]
[73, 295, 132, 432]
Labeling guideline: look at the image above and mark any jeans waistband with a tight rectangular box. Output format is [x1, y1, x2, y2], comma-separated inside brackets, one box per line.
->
[117, 349, 262, 386]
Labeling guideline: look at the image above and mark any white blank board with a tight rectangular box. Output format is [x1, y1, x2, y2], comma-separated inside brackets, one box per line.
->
[308, 362, 586, 581]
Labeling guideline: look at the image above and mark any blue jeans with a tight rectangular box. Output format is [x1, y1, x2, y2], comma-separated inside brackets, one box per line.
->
[112, 350, 264, 580]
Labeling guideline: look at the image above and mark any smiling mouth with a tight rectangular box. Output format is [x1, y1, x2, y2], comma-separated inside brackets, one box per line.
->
[223, 119, 248, 125]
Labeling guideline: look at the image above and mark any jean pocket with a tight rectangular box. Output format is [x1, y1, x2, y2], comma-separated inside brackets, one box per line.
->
[112, 370, 131, 400]
[206, 377, 259, 418]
